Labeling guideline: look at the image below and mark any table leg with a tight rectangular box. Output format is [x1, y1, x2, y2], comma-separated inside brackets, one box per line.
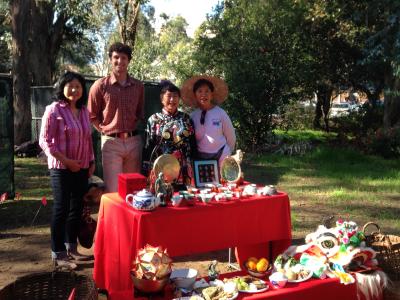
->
[227, 248, 240, 270]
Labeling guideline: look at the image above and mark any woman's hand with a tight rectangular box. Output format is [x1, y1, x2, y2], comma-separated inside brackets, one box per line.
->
[88, 162, 95, 178]
[65, 159, 81, 172]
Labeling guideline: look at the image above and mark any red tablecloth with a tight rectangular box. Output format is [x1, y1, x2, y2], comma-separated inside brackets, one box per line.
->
[93, 192, 292, 299]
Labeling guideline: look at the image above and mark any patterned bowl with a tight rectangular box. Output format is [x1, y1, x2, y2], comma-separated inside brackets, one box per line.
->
[130, 273, 169, 293]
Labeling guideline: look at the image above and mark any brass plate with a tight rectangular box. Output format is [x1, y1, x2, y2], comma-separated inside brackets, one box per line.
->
[153, 154, 180, 182]
[220, 157, 241, 183]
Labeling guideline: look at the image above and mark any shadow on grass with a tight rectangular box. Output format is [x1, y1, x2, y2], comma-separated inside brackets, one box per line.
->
[0, 200, 53, 231]
[247, 146, 400, 236]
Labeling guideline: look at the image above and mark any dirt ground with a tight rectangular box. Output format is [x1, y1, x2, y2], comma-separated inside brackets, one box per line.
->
[0, 225, 238, 291]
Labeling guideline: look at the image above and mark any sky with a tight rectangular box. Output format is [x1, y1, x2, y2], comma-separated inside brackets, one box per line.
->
[148, 0, 220, 37]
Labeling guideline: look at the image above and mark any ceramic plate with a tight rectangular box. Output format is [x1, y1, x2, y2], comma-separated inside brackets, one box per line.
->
[287, 270, 313, 283]
[180, 292, 238, 300]
[228, 291, 239, 300]
[238, 280, 269, 293]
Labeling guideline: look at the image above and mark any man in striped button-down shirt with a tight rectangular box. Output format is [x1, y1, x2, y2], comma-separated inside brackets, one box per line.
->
[88, 42, 144, 192]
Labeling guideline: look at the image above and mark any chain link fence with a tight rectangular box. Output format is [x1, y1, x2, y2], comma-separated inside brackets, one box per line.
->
[0, 74, 14, 198]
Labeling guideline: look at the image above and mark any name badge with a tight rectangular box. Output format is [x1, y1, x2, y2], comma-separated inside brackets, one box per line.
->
[212, 119, 221, 126]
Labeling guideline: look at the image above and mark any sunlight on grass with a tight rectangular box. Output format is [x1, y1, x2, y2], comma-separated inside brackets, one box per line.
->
[249, 144, 400, 236]
[273, 129, 337, 142]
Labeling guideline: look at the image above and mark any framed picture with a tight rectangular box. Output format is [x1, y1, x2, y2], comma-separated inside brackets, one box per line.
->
[193, 160, 220, 188]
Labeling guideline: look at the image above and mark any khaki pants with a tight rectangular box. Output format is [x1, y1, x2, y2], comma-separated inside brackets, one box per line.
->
[101, 135, 142, 192]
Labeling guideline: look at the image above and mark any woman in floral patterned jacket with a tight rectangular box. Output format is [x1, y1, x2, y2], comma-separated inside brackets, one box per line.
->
[143, 80, 196, 186]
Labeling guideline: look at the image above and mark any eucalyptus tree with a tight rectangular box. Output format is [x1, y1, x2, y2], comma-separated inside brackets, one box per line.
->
[157, 15, 195, 84]
[11, 0, 101, 144]
[108, 0, 149, 49]
[128, 14, 197, 84]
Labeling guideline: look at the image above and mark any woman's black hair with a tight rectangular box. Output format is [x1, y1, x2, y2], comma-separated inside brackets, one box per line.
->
[193, 78, 214, 93]
[55, 71, 87, 109]
[160, 80, 181, 97]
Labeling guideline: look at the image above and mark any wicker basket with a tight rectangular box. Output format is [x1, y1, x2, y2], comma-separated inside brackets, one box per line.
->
[363, 222, 400, 280]
[0, 271, 98, 300]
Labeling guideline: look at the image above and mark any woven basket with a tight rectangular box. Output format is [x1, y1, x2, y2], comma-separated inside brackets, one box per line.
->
[0, 271, 98, 300]
[363, 222, 400, 280]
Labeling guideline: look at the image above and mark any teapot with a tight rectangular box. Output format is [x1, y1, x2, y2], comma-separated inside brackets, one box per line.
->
[126, 189, 160, 211]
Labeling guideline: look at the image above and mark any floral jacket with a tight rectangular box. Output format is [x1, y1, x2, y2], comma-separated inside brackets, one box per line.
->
[143, 109, 196, 184]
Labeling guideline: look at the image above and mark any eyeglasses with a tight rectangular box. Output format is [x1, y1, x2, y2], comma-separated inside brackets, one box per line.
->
[200, 110, 207, 125]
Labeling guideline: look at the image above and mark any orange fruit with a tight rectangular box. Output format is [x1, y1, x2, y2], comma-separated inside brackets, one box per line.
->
[247, 260, 257, 271]
[256, 258, 269, 272]
[247, 257, 258, 263]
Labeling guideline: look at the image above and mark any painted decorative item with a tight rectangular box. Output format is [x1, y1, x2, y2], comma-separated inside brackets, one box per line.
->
[126, 189, 160, 211]
[220, 150, 244, 184]
[208, 260, 219, 281]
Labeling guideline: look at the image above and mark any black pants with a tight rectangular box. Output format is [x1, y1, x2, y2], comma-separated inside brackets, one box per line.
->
[49, 168, 88, 255]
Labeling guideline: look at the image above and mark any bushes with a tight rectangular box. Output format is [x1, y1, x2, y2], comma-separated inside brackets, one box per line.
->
[331, 104, 384, 136]
[365, 127, 400, 158]
[276, 101, 315, 131]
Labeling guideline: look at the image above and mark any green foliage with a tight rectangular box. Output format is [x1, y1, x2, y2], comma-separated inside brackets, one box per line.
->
[194, 0, 308, 149]
[332, 104, 384, 136]
[277, 101, 315, 131]
[129, 13, 197, 84]
[360, 0, 400, 78]
[366, 127, 400, 158]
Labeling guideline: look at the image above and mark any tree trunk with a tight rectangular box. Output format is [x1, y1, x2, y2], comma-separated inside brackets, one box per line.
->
[322, 89, 332, 132]
[314, 87, 332, 132]
[126, 1, 141, 50]
[313, 96, 323, 129]
[11, 0, 32, 144]
[383, 73, 400, 129]
[30, 1, 63, 85]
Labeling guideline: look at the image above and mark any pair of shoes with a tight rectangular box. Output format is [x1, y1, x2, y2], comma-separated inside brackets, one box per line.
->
[53, 258, 77, 270]
[67, 250, 93, 261]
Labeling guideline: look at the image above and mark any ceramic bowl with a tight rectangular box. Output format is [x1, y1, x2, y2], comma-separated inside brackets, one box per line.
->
[200, 188, 211, 194]
[170, 268, 198, 289]
[183, 193, 195, 200]
[171, 195, 183, 207]
[200, 193, 213, 203]
[188, 187, 199, 194]
[224, 192, 233, 200]
[214, 193, 224, 202]
[269, 272, 288, 288]
[130, 272, 169, 293]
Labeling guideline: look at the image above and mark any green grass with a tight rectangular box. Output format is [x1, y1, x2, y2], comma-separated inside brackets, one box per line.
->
[273, 129, 337, 142]
[2, 137, 400, 239]
[243, 144, 400, 237]
[0, 157, 53, 230]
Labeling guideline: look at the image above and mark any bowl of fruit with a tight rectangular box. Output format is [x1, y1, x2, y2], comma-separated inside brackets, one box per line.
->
[243, 257, 272, 278]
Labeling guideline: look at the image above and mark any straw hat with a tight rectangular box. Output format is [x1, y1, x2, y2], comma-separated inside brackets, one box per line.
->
[180, 75, 229, 107]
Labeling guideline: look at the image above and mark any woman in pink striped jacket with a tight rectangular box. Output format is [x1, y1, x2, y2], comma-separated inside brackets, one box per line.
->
[39, 71, 95, 269]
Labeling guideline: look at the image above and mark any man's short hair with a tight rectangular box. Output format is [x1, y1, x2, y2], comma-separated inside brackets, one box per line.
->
[108, 42, 132, 60]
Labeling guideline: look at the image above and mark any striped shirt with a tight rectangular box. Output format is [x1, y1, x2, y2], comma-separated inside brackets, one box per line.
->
[39, 101, 95, 170]
[87, 73, 144, 135]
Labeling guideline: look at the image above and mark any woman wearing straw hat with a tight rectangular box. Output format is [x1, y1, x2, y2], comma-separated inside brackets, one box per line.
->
[181, 75, 236, 167]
